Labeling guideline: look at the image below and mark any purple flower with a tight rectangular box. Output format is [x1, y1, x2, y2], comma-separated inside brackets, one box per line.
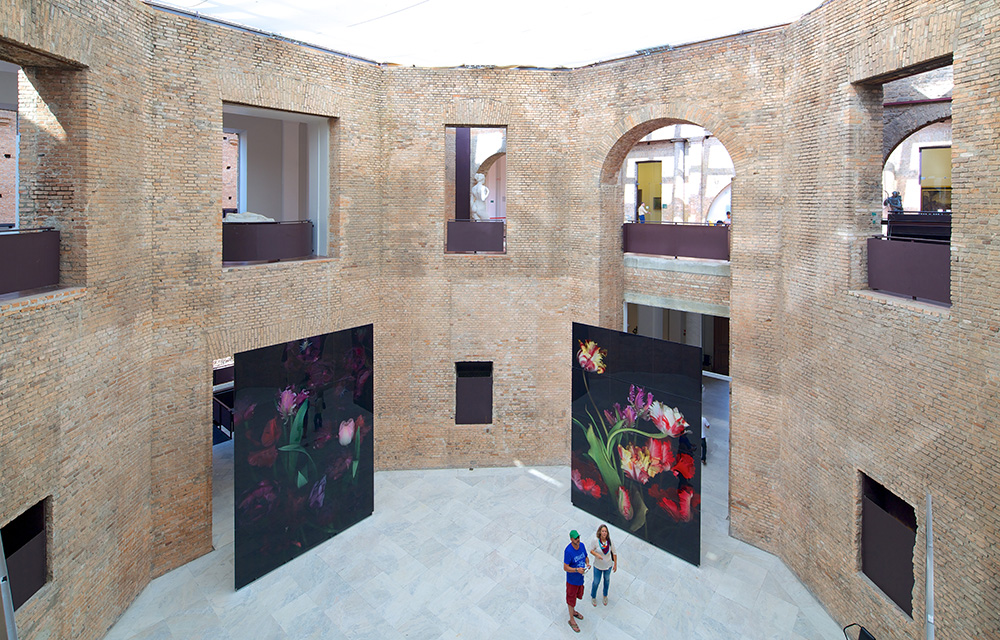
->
[238, 480, 278, 524]
[327, 454, 352, 481]
[309, 476, 327, 509]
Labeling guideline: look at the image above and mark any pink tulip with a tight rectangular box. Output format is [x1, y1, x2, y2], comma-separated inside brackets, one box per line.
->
[338, 418, 356, 446]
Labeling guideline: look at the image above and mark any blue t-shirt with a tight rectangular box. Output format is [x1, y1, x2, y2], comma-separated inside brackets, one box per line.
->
[564, 542, 588, 585]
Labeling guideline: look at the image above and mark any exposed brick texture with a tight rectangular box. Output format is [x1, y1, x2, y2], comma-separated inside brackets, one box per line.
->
[0, 1, 997, 639]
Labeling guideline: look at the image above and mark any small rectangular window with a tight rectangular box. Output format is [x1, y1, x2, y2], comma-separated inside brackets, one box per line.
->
[2, 498, 48, 610]
[456, 361, 493, 424]
[860, 473, 916, 616]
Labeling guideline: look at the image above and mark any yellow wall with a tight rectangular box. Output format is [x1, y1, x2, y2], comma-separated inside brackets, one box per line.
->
[637, 161, 662, 222]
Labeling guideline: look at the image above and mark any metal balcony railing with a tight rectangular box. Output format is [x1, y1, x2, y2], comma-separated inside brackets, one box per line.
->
[0, 227, 60, 296]
[222, 220, 314, 263]
[446, 219, 506, 253]
[622, 221, 729, 260]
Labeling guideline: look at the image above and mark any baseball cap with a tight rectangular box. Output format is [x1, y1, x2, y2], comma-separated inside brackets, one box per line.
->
[570, 529, 580, 539]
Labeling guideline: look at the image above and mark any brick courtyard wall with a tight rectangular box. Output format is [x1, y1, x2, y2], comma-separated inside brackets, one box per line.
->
[0, 0, 998, 639]
[0, 2, 155, 639]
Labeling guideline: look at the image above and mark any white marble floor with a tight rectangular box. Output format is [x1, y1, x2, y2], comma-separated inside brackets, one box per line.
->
[104, 378, 845, 640]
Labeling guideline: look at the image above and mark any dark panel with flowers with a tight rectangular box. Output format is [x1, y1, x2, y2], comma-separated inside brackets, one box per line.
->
[571, 322, 702, 566]
[233, 325, 374, 589]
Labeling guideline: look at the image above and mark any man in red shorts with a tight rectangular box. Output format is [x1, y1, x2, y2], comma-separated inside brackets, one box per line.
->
[563, 529, 590, 632]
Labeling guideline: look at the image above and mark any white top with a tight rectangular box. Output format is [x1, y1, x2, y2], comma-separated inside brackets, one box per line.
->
[701, 416, 710, 437]
[589, 537, 617, 571]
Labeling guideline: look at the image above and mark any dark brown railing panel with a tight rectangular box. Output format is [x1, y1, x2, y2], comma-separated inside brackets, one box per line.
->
[622, 222, 729, 260]
[0, 228, 60, 296]
[868, 237, 950, 305]
[446, 220, 505, 253]
[885, 212, 950, 242]
[222, 220, 314, 263]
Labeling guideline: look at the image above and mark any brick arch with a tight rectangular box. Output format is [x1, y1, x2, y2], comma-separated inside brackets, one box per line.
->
[597, 104, 747, 186]
[476, 151, 505, 176]
[883, 110, 951, 162]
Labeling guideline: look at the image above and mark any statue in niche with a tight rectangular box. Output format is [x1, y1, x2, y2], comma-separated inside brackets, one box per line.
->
[470, 173, 490, 221]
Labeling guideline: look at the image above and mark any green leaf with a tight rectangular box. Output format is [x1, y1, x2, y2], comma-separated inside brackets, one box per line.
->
[627, 486, 648, 532]
[351, 459, 359, 478]
[583, 424, 622, 498]
[289, 400, 308, 446]
[278, 444, 307, 453]
[297, 470, 308, 489]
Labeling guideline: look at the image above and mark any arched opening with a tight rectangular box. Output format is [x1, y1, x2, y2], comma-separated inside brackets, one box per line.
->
[599, 115, 738, 563]
[882, 118, 952, 216]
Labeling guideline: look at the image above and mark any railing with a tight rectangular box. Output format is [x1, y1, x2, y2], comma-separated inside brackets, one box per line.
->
[222, 220, 314, 263]
[882, 211, 950, 242]
[622, 221, 729, 260]
[0, 227, 60, 296]
[868, 237, 950, 305]
[446, 219, 506, 253]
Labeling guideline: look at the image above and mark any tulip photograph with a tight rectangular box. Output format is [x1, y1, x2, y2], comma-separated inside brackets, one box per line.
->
[571, 323, 702, 566]
[233, 325, 374, 589]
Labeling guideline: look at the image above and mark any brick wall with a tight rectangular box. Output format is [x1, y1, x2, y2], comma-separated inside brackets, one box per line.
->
[0, 0, 997, 639]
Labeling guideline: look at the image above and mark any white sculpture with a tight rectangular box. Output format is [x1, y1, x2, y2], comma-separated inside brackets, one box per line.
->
[470, 173, 490, 221]
[224, 211, 276, 223]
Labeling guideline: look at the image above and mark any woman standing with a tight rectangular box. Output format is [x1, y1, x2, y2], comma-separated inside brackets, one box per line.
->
[589, 524, 617, 606]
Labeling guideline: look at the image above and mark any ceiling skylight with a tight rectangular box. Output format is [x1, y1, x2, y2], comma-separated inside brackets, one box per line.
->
[151, 0, 824, 68]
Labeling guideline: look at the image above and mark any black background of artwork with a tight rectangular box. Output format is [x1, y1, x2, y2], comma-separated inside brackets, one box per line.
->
[571, 322, 702, 566]
[234, 325, 374, 589]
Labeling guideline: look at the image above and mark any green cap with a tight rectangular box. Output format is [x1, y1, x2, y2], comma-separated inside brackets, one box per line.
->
[570, 529, 580, 539]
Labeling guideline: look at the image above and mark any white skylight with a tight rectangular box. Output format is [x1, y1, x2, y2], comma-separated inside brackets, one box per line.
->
[150, 0, 824, 68]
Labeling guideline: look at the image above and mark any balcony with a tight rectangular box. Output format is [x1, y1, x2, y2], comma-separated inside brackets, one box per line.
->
[868, 238, 949, 305]
[446, 219, 506, 253]
[869, 212, 951, 305]
[222, 220, 314, 264]
[0, 227, 60, 296]
[622, 222, 729, 261]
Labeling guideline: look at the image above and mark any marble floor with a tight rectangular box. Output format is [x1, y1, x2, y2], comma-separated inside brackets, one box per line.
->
[104, 377, 845, 640]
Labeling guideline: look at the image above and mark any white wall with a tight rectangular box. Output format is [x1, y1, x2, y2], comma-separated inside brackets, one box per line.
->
[222, 113, 285, 219]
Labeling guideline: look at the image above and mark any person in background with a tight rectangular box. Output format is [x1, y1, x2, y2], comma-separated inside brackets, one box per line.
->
[637, 202, 649, 223]
[563, 529, 590, 632]
[701, 414, 710, 465]
[589, 524, 617, 607]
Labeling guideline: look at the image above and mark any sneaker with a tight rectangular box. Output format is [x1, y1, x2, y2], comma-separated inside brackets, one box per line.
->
[603, 596, 608, 605]
[592, 598, 597, 607]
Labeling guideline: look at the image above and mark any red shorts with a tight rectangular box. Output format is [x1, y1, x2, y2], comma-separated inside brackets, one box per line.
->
[565, 582, 584, 605]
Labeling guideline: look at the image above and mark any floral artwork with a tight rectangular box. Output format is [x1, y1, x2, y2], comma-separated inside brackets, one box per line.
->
[234, 325, 374, 589]
[571, 322, 702, 566]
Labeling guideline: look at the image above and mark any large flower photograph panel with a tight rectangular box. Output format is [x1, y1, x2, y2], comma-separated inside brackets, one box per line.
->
[234, 325, 374, 589]
[571, 323, 702, 567]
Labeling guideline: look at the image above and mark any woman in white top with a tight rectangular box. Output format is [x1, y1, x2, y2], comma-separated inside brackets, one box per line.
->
[589, 524, 617, 606]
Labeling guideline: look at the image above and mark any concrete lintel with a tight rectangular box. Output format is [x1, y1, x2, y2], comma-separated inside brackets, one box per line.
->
[624, 254, 731, 277]
[624, 291, 730, 318]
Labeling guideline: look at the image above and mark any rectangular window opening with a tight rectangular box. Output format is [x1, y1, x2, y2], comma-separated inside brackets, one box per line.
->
[222, 103, 330, 263]
[445, 126, 507, 254]
[456, 361, 493, 424]
[860, 473, 916, 616]
[2, 497, 49, 611]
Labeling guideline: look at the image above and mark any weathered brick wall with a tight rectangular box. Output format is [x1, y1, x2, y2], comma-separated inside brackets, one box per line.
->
[0, 1, 997, 639]
[0, 2, 155, 639]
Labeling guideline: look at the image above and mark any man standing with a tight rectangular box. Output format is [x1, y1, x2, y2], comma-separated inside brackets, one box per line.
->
[563, 529, 590, 632]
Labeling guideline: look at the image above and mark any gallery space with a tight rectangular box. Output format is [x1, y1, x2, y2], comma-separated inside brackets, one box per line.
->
[103, 377, 845, 640]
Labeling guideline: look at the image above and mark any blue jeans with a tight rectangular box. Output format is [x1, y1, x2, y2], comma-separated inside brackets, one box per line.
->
[590, 567, 611, 599]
